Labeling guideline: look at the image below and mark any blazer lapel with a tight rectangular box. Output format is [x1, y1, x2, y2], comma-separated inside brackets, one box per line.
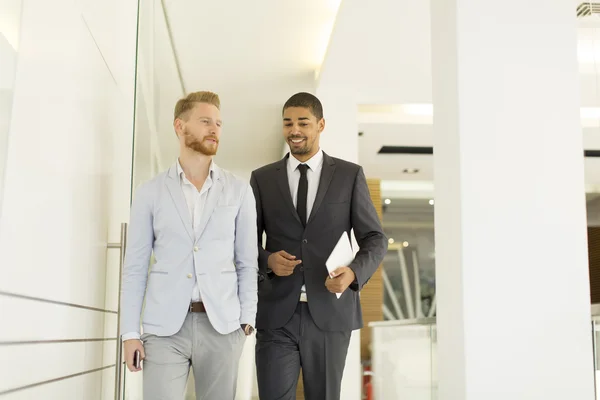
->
[166, 165, 194, 241]
[307, 152, 336, 225]
[195, 167, 224, 241]
[275, 155, 302, 225]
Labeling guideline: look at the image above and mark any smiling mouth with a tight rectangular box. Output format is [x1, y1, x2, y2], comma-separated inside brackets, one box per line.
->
[289, 138, 305, 144]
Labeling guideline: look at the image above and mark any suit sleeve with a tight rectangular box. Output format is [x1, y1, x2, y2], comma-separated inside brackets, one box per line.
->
[235, 183, 259, 327]
[250, 172, 272, 275]
[348, 167, 388, 290]
[120, 183, 154, 337]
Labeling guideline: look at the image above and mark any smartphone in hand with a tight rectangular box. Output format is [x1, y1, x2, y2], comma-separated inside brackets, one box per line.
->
[133, 349, 141, 369]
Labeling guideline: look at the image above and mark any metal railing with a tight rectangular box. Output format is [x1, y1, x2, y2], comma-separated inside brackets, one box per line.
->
[108, 223, 128, 400]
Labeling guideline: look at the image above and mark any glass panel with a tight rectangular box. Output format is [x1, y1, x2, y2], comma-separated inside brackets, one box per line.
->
[371, 321, 436, 400]
[382, 197, 436, 321]
[430, 324, 438, 400]
[122, 0, 184, 396]
[0, 1, 139, 397]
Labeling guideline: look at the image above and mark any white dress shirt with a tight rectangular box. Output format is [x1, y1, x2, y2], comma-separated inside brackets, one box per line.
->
[177, 159, 214, 302]
[122, 160, 213, 342]
[287, 149, 323, 297]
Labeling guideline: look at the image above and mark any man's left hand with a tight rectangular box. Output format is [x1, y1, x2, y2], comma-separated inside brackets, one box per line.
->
[325, 266, 356, 294]
[241, 324, 254, 336]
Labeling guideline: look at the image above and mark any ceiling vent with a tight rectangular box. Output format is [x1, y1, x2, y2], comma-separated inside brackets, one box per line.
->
[577, 2, 600, 17]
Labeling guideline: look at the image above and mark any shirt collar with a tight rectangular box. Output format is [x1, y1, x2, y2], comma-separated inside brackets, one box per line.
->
[177, 158, 215, 181]
[288, 149, 323, 172]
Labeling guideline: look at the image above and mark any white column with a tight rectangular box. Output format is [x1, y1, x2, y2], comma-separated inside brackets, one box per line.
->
[316, 84, 362, 400]
[431, 1, 595, 399]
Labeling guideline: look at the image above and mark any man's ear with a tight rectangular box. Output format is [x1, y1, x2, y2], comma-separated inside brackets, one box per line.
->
[173, 118, 183, 137]
[318, 118, 325, 134]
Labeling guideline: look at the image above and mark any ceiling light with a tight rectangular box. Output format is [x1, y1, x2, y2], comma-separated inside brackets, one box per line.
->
[429, 199, 434, 205]
[384, 198, 391, 205]
[403, 168, 420, 174]
[388, 238, 395, 244]
[403, 241, 409, 247]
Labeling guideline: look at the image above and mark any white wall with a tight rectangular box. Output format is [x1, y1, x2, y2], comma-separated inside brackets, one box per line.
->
[317, 0, 432, 104]
[0, 0, 139, 398]
[0, 0, 21, 217]
[132, 0, 184, 181]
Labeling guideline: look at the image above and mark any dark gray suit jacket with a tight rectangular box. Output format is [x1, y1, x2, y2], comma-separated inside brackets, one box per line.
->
[250, 152, 387, 332]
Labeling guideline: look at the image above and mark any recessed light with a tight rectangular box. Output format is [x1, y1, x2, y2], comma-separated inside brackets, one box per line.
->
[429, 199, 434, 205]
[388, 238, 395, 244]
[384, 199, 391, 205]
[403, 241, 409, 247]
[402, 168, 420, 174]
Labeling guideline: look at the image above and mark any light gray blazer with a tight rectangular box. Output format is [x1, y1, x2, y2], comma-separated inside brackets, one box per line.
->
[120, 163, 258, 337]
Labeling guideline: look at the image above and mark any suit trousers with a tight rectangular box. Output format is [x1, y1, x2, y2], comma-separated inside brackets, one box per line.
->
[255, 302, 352, 400]
[141, 312, 246, 400]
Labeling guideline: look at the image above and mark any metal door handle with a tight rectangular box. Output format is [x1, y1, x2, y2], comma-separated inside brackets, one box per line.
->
[108, 223, 128, 400]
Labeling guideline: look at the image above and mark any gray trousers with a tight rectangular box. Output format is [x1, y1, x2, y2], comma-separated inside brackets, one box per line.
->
[141, 312, 246, 400]
[255, 303, 351, 400]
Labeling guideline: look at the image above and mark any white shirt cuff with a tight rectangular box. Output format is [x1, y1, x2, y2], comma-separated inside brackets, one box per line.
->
[121, 332, 141, 341]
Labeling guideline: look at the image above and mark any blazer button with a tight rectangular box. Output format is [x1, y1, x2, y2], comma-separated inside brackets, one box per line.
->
[187, 273, 193, 279]
[302, 239, 308, 244]
[193, 246, 199, 252]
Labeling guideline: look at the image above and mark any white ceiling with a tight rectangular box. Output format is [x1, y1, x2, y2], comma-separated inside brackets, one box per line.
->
[159, 0, 600, 193]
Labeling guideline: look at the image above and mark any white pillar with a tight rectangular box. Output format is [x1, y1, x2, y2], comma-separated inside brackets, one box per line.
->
[316, 84, 362, 400]
[431, 1, 595, 399]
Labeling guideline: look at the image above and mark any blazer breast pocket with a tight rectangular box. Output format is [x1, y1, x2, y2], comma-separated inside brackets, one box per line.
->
[207, 205, 238, 239]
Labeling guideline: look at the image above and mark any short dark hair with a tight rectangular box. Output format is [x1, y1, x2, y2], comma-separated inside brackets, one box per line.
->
[283, 92, 323, 120]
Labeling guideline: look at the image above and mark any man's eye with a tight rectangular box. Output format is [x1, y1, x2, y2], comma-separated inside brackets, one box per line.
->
[284, 123, 292, 127]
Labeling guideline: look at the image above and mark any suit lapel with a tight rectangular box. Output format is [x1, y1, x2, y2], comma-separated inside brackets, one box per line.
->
[307, 152, 336, 225]
[166, 165, 194, 241]
[275, 155, 302, 225]
[195, 168, 223, 242]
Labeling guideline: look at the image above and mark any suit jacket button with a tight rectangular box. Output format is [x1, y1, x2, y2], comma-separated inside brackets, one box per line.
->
[302, 239, 308, 244]
[300, 266, 304, 271]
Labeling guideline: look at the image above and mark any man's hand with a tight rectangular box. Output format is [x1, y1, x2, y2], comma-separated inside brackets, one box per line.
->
[267, 250, 302, 277]
[325, 266, 356, 295]
[241, 324, 255, 336]
[124, 339, 145, 372]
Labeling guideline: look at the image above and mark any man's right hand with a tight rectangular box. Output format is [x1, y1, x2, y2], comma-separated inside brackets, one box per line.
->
[267, 250, 302, 276]
[124, 339, 145, 372]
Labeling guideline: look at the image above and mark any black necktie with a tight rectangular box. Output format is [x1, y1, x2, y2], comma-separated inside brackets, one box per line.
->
[297, 164, 309, 226]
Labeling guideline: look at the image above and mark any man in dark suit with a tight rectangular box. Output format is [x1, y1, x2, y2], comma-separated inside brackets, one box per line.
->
[250, 92, 388, 400]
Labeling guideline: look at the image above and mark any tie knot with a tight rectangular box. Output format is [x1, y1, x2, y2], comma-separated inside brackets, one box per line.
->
[298, 164, 309, 176]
